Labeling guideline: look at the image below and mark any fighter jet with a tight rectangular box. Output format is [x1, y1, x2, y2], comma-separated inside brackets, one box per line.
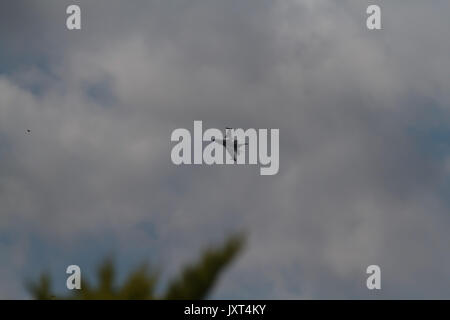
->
[211, 127, 248, 162]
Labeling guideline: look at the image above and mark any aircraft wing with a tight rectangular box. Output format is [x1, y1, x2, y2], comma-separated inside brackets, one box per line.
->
[225, 142, 237, 162]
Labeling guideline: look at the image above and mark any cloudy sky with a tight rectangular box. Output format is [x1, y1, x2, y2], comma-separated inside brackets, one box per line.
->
[1, 0, 450, 299]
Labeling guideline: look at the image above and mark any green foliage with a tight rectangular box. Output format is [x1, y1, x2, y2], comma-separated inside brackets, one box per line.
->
[164, 233, 245, 300]
[27, 234, 245, 300]
[73, 259, 158, 300]
[26, 273, 54, 300]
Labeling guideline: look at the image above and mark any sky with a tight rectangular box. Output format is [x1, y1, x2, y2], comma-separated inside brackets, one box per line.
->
[0, 0, 450, 299]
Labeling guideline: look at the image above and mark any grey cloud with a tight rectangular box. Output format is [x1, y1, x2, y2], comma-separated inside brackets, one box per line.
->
[0, 0, 449, 298]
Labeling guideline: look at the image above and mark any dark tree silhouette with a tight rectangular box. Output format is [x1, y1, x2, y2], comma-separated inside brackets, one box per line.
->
[27, 233, 245, 300]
